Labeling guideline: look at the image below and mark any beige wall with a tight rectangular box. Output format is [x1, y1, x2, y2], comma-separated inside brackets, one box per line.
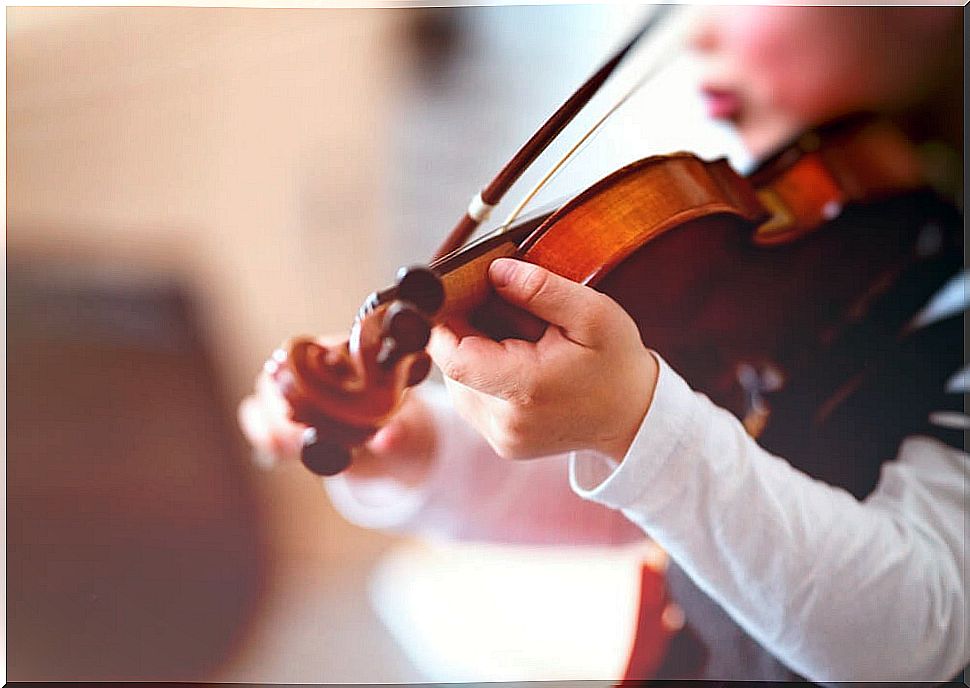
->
[8, 7, 420, 680]
[8, 7, 400, 378]
[8, 5, 407, 553]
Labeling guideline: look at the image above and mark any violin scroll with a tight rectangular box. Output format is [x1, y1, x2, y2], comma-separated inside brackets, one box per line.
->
[268, 266, 444, 476]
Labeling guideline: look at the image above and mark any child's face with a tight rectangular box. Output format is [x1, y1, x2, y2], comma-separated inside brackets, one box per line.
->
[689, 6, 959, 156]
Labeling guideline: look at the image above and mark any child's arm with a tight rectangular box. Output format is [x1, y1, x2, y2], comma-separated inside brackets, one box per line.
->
[238, 344, 642, 546]
[572, 355, 967, 682]
[324, 383, 643, 545]
[430, 257, 967, 681]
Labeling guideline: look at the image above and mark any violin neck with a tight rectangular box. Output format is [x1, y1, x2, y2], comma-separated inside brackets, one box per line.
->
[431, 212, 550, 320]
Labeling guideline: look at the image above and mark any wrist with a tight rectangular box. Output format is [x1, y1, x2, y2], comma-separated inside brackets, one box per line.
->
[599, 348, 660, 462]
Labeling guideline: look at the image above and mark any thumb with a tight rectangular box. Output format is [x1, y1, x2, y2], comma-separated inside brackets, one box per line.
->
[489, 258, 611, 347]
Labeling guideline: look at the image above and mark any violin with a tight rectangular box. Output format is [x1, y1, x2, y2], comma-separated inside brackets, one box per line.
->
[267, 113, 923, 477]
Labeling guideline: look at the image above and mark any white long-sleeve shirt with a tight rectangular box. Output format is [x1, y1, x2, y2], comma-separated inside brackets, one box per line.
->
[325, 273, 969, 683]
[327, 361, 967, 682]
[571, 355, 968, 682]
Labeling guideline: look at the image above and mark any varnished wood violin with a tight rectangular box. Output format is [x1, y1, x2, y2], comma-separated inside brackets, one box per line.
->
[268, 109, 923, 479]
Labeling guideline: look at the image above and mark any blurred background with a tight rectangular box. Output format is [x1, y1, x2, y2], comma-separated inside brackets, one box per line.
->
[6, 5, 742, 683]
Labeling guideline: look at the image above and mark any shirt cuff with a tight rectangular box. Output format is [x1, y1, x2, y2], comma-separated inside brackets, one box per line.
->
[569, 353, 699, 510]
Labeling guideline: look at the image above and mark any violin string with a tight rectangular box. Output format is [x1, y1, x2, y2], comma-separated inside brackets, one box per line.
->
[527, 115, 610, 203]
[432, 9, 671, 260]
[496, 6, 698, 233]
[495, 68, 661, 231]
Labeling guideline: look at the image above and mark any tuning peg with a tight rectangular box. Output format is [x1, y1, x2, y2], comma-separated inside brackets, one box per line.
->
[376, 301, 432, 367]
[395, 266, 445, 317]
[300, 427, 353, 476]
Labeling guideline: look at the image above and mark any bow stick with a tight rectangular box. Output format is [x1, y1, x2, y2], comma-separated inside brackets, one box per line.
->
[499, 5, 695, 232]
[432, 7, 671, 260]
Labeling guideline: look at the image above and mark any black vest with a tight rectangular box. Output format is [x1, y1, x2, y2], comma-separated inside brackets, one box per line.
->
[650, 189, 964, 682]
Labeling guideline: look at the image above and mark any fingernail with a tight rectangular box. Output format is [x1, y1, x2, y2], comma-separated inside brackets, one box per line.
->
[489, 258, 517, 288]
[263, 348, 287, 375]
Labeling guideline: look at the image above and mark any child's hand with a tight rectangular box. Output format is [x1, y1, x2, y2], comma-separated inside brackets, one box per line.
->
[429, 258, 658, 462]
[238, 336, 437, 488]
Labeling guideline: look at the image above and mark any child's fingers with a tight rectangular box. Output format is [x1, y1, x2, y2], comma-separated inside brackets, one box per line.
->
[488, 258, 616, 347]
[238, 395, 297, 467]
[429, 325, 537, 400]
[348, 391, 437, 486]
[238, 394, 273, 451]
[473, 296, 548, 342]
[251, 373, 306, 459]
[442, 375, 494, 426]
[256, 365, 294, 419]
[366, 390, 427, 457]
[428, 324, 504, 376]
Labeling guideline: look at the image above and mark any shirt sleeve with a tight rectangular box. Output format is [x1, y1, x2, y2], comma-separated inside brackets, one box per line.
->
[325, 383, 644, 546]
[570, 354, 969, 682]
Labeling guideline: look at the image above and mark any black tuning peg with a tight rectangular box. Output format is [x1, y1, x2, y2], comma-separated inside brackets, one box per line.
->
[376, 301, 432, 367]
[300, 427, 353, 476]
[395, 266, 445, 317]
